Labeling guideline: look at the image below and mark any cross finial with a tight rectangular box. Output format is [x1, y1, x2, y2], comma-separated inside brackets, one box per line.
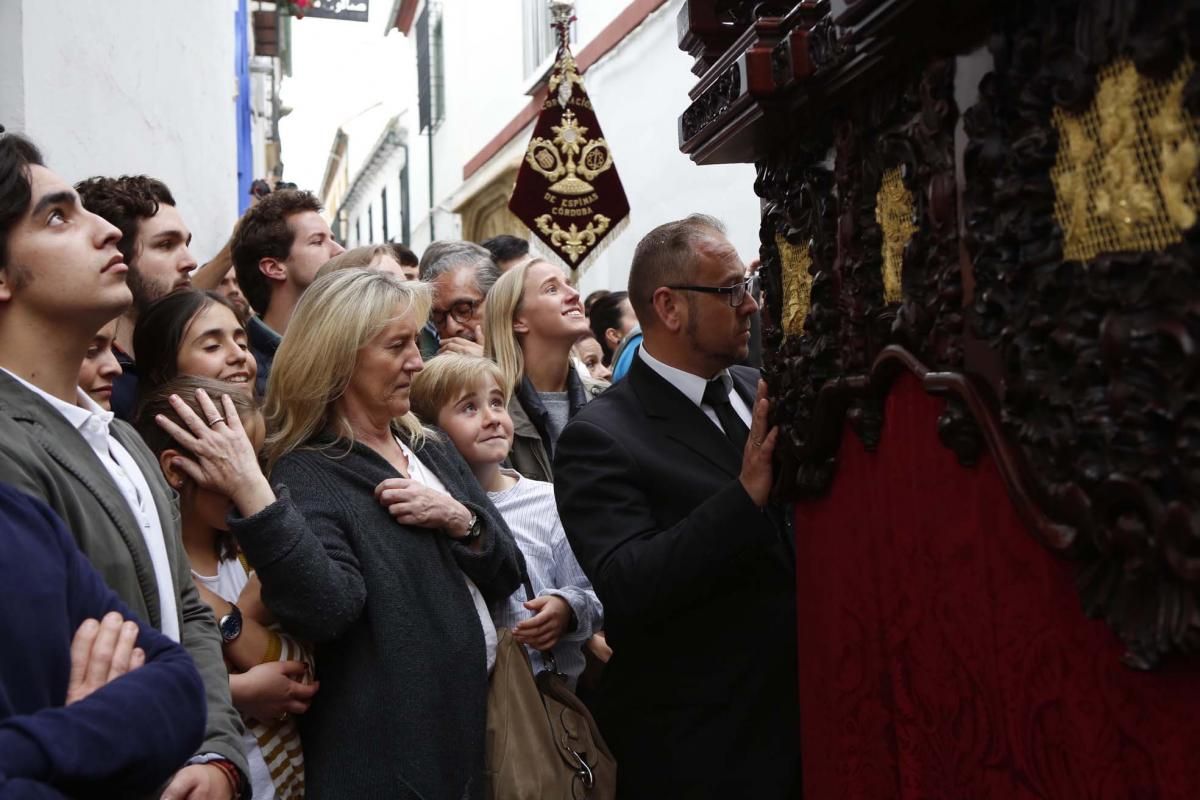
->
[550, 1, 574, 27]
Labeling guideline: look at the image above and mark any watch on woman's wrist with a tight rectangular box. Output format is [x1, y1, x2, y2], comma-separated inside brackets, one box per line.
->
[458, 512, 482, 542]
[218, 604, 243, 644]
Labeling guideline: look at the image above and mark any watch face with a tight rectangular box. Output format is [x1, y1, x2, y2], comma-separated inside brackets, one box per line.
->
[220, 611, 242, 642]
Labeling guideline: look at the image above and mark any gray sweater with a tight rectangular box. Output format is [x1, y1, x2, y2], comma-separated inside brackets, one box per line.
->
[231, 430, 524, 800]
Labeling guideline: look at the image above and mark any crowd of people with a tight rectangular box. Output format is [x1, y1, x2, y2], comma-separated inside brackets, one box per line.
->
[0, 129, 799, 800]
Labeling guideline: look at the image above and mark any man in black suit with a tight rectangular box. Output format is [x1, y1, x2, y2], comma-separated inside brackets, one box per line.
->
[553, 214, 800, 799]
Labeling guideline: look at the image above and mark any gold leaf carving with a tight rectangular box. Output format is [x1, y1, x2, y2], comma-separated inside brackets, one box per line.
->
[776, 235, 812, 337]
[533, 214, 611, 263]
[1051, 57, 1200, 261]
[876, 167, 916, 304]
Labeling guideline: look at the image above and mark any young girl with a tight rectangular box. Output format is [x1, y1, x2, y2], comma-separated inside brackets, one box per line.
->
[411, 354, 603, 688]
[138, 375, 314, 800]
[77, 318, 122, 410]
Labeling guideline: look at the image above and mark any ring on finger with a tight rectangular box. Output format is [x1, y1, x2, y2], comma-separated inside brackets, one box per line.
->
[207, 416, 226, 428]
[753, 439, 763, 448]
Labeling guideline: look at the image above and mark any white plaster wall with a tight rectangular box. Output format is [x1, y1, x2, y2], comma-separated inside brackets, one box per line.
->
[0, 1, 25, 133]
[13, 0, 240, 263]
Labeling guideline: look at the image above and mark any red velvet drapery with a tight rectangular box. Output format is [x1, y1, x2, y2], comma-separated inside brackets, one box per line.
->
[793, 372, 1200, 799]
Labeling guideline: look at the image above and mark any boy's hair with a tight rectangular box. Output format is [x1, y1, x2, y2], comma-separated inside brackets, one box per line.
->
[410, 354, 511, 426]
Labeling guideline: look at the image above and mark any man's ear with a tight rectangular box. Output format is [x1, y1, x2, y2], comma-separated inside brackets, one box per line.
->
[157, 448, 189, 490]
[258, 256, 286, 283]
[0, 261, 25, 303]
[650, 287, 682, 333]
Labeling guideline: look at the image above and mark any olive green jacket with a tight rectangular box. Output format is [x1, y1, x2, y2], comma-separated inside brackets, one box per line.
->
[507, 372, 607, 482]
[0, 371, 248, 784]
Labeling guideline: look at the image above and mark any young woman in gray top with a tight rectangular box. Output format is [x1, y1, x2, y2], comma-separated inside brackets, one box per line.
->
[153, 269, 524, 800]
[484, 259, 607, 481]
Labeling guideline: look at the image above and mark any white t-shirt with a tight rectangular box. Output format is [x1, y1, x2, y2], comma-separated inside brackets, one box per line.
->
[398, 438, 499, 674]
[193, 559, 275, 800]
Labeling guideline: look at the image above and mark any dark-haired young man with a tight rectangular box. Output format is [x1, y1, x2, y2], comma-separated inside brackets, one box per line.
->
[0, 133, 247, 799]
[480, 233, 531, 272]
[75, 175, 196, 420]
[389, 241, 420, 280]
[231, 189, 343, 395]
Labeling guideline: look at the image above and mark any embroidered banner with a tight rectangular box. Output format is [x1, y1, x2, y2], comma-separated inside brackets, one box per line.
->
[509, 3, 630, 271]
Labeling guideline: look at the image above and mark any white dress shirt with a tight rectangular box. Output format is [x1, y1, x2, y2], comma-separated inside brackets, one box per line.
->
[488, 468, 602, 689]
[1, 369, 180, 641]
[638, 346, 753, 433]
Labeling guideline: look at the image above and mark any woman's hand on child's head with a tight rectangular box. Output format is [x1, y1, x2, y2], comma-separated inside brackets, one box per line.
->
[514, 594, 572, 651]
[155, 389, 275, 517]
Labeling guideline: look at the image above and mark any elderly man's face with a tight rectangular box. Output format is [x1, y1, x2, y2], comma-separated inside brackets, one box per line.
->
[429, 265, 485, 341]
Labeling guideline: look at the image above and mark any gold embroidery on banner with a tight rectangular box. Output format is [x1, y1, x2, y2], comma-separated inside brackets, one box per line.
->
[876, 167, 916, 304]
[776, 235, 813, 336]
[524, 109, 614, 196]
[1051, 57, 1200, 261]
[549, 50, 584, 107]
[534, 214, 612, 263]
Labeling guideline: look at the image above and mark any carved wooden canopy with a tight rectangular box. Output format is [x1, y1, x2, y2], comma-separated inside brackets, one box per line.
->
[676, 0, 1200, 669]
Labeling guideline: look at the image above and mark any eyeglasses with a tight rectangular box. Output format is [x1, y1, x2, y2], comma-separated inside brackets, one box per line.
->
[665, 274, 759, 308]
[430, 299, 482, 327]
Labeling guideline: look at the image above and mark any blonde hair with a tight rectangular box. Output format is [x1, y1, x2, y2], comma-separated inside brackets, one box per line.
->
[410, 354, 511, 425]
[315, 244, 397, 280]
[482, 259, 541, 393]
[263, 267, 431, 472]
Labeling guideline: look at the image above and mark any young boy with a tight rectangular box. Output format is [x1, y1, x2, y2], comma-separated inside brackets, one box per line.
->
[411, 354, 603, 688]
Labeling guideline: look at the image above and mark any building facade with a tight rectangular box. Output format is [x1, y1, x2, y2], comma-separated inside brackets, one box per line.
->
[347, 0, 762, 294]
[0, 0, 280, 262]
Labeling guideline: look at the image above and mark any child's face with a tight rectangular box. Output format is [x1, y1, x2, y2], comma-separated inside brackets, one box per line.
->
[436, 376, 514, 469]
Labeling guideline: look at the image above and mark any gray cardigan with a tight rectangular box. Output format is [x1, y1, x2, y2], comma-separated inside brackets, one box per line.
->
[0, 370, 248, 789]
[231, 429, 524, 800]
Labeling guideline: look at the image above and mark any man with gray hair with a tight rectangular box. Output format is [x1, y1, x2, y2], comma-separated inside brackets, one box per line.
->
[418, 240, 500, 359]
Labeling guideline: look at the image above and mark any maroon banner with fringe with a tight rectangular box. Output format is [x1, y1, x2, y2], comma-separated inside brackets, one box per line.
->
[509, 8, 630, 271]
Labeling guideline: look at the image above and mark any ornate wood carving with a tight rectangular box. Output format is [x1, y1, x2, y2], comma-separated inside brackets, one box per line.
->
[679, 0, 1200, 668]
[962, 0, 1200, 669]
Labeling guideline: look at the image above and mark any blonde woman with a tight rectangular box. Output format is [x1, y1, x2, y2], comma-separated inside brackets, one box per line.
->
[153, 268, 523, 800]
[483, 259, 607, 481]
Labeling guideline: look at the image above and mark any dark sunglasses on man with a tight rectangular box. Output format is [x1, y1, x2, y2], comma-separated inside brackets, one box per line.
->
[666, 273, 760, 308]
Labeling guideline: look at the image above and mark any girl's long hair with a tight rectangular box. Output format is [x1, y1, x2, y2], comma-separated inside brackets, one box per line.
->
[482, 259, 539, 394]
[263, 267, 432, 473]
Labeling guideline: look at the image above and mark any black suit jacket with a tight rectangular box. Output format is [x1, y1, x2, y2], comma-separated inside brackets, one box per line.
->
[553, 355, 800, 800]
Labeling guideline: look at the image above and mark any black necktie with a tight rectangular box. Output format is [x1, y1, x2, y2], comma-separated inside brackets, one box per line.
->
[702, 376, 749, 454]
